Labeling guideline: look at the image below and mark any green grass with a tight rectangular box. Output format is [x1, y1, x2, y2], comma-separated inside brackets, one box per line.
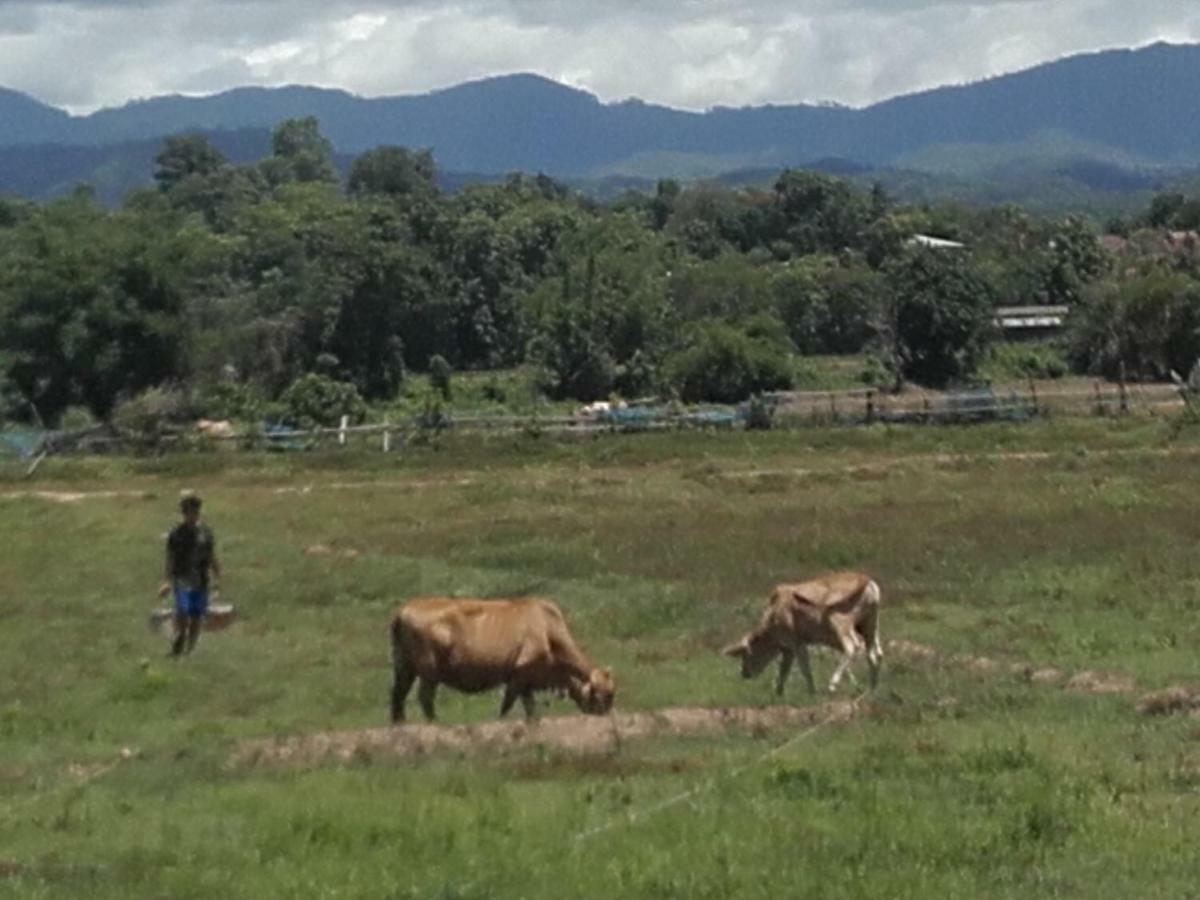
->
[3, 418, 1200, 898]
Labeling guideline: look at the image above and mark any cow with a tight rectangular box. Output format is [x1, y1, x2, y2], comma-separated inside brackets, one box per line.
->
[389, 597, 615, 723]
[723, 572, 882, 695]
[195, 419, 235, 439]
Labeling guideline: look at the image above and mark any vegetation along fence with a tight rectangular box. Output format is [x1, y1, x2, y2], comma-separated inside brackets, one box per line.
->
[0, 382, 1189, 466]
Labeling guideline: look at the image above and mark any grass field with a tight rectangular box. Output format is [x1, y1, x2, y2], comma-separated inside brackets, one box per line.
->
[4, 418, 1200, 898]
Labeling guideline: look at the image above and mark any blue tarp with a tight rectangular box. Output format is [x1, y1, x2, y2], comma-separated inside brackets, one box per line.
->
[601, 406, 665, 427]
[682, 410, 737, 427]
[0, 429, 48, 460]
[262, 424, 310, 452]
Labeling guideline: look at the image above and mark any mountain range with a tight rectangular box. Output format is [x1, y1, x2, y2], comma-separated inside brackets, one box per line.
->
[2, 41, 1199, 211]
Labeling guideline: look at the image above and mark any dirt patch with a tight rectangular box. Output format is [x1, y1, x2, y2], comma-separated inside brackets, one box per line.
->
[303, 544, 361, 560]
[886, 639, 1128, 694]
[1137, 686, 1200, 716]
[230, 701, 861, 770]
[1065, 670, 1137, 695]
[0, 489, 154, 503]
[227, 638, 1157, 771]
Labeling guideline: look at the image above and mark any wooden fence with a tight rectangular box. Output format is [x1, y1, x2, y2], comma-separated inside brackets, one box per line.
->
[770, 381, 1184, 425]
[1, 381, 1190, 466]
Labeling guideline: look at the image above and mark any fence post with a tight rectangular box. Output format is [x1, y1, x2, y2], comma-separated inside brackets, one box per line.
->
[1093, 381, 1104, 417]
[339, 415, 349, 446]
[865, 390, 875, 424]
[1118, 362, 1128, 415]
[829, 392, 837, 422]
[382, 418, 391, 453]
[1027, 377, 1039, 417]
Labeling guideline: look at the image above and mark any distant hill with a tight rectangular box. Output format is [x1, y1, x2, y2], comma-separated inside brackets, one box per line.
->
[2, 41, 1199, 211]
[0, 87, 71, 144]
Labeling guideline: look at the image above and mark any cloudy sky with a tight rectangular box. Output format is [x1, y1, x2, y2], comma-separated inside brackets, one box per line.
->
[1, 0, 1198, 114]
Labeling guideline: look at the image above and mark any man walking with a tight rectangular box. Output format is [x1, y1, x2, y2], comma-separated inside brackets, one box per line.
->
[158, 492, 222, 657]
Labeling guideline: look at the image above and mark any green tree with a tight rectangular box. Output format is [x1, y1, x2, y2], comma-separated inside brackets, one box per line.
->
[347, 146, 438, 201]
[879, 249, 996, 388]
[0, 194, 189, 418]
[773, 170, 873, 255]
[154, 135, 229, 193]
[1069, 272, 1200, 380]
[526, 303, 615, 401]
[771, 255, 883, 354]
[262, 117, 337, 186]
[665, 320, 793, 403]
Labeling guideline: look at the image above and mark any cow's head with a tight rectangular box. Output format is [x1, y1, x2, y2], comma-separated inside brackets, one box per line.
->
[722, 629, 779, 680]
[575, 667, 616, 715]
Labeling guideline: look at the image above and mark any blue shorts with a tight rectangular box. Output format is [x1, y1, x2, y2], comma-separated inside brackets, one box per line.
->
[173, 587, 209, 618]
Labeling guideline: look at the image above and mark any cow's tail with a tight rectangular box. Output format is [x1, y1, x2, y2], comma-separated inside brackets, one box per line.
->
[390, 613, 415, 724]
[857, 579, 883, 689]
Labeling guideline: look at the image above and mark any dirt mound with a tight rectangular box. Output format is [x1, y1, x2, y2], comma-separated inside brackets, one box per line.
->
[1137, 686, 1200, 716]
[0, 489, 154, 503]
[1066, 670, 1137, 695]
[230, 701, 861, 769]
[886, 639, 1130, 694]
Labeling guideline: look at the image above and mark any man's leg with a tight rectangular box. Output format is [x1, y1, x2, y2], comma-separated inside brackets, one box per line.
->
[185, 616, 203, 653]
[185, 590, 208, 654]
[170, 612, 189, 656]
[170, 588, 189, 656]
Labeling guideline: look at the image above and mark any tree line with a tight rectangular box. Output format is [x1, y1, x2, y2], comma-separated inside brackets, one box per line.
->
[1, 116, 1199, 429]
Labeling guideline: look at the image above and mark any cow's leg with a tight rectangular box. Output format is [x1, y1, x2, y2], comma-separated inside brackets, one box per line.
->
[391, 664, 416, 724]
[860, 592, 883, 689]
[500, 684, 521, 718]
[828, 630, 864, 692]
[867, 638, 883, 689]
[775, 649, 794, 696]
[795, 645, 817, 694]
[500, 683, 538, 719]
[417, 678, 438, 721]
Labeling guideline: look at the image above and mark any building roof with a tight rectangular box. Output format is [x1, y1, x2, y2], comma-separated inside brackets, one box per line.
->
[993, 305, 1068, 330]
[908, 234, 966, 249]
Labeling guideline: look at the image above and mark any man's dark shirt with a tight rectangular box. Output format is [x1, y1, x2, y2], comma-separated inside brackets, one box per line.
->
[166, 522, 216, 591]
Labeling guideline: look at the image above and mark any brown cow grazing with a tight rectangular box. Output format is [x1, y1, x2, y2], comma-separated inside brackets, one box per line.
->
[723, 572, 882, 695]
[390, 597, 615, 723]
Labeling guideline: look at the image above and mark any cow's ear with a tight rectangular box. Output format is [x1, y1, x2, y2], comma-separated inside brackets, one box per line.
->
[600, 667, 612, 679]
[722, 640, 748, 658]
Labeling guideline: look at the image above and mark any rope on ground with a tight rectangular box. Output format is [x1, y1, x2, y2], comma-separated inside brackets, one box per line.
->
[571, 692, 867, 844]
[0, 759, 121, 824]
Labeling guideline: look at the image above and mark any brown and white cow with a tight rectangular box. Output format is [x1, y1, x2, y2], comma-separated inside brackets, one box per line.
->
[723, 572, 882, 695]
[390, 596, 615, 723]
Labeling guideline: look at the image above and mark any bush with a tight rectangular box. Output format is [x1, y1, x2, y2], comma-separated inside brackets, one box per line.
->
[1069, 274, 1200, 380]
[526, 328, 615, 402]
[986, 343, 1070, 381]
[193, 381, 269, 423]
[111, 386, 190, 451]
[57, 405, 98, 431]
[743, 394, 777, 430]
[280, 374, 367, 428]
[665, 321, 793, 403]
[613, 350, 657, 398]
[481, 378, 507, 403]
[428, 355, 453, 400]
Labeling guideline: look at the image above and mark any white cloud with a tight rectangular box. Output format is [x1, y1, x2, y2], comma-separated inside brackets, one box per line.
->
[0, 0, 1197, 113]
